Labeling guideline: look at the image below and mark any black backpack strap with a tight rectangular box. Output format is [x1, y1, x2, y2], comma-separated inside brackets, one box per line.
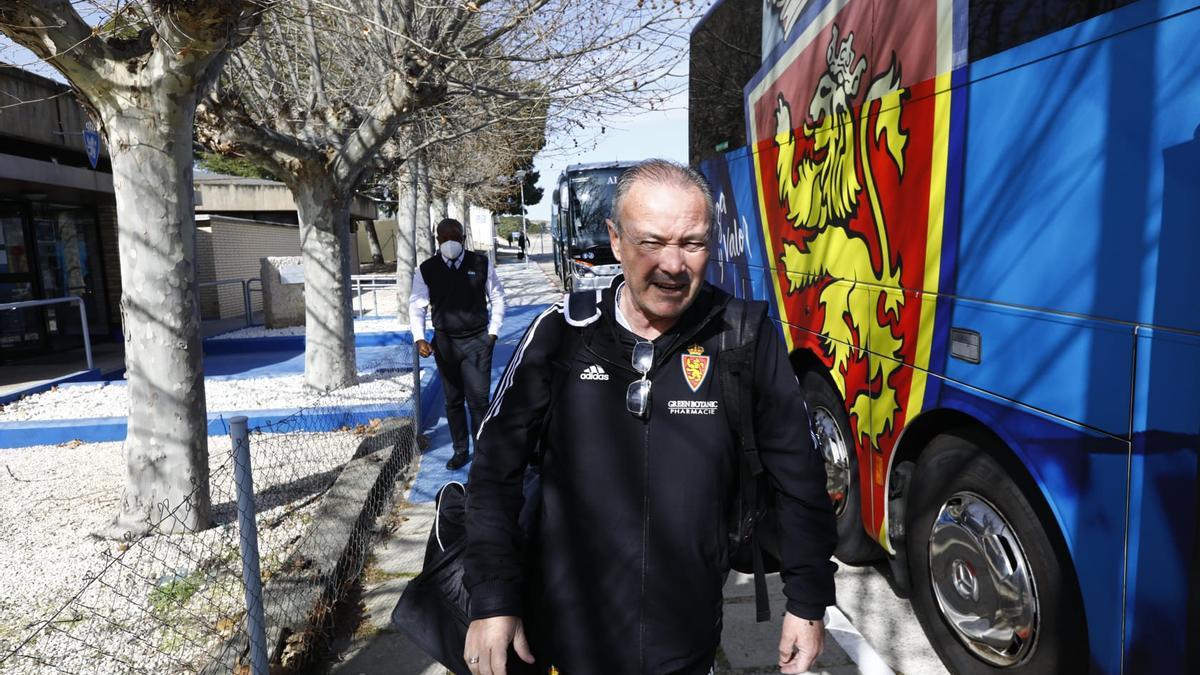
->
[720, 299, 773, 621]
[564, 289, 602, 327]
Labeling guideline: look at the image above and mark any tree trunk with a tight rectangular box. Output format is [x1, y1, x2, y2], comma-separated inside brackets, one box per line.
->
[416, 154, 434, 260]
[105, 104, 210, 536]
[434, 192, 449, 226]
[294, 177, 357, 390]
[456, 190, 472, 249]
[363, 221, 386, 265]
[395, 169, 417, 325]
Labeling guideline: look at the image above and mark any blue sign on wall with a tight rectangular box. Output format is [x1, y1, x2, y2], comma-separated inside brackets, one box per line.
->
[83, 122, 100, 169]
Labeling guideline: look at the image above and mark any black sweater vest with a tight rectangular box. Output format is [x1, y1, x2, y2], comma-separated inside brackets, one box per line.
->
[419, 250, 490, 337]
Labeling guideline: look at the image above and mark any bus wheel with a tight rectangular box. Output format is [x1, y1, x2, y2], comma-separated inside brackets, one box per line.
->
[906, 432, 1087, 674]
[802, 370, 881, 564]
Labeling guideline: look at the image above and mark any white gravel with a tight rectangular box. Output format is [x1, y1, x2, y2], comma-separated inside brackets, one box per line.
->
[0, 369, 414, 423]
[0, 429, 370, 674]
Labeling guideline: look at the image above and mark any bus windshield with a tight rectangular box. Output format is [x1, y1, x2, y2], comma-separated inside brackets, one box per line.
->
[568, 170, 621, 250]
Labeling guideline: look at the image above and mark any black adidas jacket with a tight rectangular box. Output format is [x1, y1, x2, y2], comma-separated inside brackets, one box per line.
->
[464, 281, 837, 674]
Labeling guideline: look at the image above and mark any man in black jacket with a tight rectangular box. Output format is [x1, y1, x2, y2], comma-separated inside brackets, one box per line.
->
[463, 160, 836, 674]
[409, 218, 506, 470]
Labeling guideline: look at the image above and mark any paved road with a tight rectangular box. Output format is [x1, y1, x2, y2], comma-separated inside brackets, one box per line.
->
[325, 247, 949, 674]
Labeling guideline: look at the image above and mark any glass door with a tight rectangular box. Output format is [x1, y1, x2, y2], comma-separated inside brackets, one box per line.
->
[30, 203, 108, 349]
[0, 201, 44, 358]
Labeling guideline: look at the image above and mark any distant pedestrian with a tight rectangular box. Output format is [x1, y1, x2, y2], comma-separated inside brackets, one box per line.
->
[409, 218, 506, 470]
[516, 231, 527, 258]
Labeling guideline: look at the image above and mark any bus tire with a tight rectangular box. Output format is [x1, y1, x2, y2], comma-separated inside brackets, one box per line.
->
[801, 370, 882, 564]
[906, 431, 1087, 675]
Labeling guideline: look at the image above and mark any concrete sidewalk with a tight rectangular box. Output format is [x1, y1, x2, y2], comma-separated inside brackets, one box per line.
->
[325, 254, 939, 674]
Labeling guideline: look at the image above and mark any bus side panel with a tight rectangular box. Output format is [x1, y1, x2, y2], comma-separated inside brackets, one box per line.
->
[699, 149, 776, 319]
[1125, 328, 1200, 674]
[958, 0, 1200, 335]
[941, 301, 1135, 438]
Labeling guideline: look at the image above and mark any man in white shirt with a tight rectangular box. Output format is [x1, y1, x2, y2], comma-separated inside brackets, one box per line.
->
[409, 218, 506, 470]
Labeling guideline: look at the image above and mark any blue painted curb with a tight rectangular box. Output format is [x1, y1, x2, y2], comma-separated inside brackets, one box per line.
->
[0, 369, 102, 406]
[202, 331, 413, 354]
[0, 365, 444, 450]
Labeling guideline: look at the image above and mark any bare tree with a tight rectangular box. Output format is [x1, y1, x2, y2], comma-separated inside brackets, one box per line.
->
[196, 0, 696, 390]
[0, 1, 265, 535]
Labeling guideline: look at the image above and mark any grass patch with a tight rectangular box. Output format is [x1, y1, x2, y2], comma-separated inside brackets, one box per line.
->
[352, 619, 381, 641]
[362, 567, 417, 584]
[148, 573, 204, 616]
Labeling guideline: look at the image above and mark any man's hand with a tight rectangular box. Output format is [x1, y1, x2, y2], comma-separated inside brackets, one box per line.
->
[416, 339, 434, 358]
[778, 612, 825, 674]
[464, 615, 534, 675]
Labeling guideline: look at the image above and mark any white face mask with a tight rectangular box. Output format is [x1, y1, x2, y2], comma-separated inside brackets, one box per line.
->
[439, 240, 464, 260]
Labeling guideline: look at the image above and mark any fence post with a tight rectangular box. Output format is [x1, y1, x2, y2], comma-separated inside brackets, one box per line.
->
[229, 416, 269, 675]
[241, 280, 252, 327]
[74, 297, 93, 370]
[412, 343, 422, 436]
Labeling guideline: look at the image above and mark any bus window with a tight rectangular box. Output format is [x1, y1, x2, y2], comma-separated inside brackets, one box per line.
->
[568, 171, 619, 253]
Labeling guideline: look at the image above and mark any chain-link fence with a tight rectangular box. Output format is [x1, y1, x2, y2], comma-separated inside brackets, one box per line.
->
[0, 344, 422, 674]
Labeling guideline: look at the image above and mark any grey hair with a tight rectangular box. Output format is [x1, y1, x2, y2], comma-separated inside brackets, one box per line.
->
[610, 159, 715, 234]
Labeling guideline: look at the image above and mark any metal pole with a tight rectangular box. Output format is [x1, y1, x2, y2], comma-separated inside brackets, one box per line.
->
[230, 416, 269, 675]
[488, 215, 496, 268]
[410, 158, 423, 437]
[75, 297, 93, 370]
[520, 177, 529, 267]
[241, 280, 252, 327]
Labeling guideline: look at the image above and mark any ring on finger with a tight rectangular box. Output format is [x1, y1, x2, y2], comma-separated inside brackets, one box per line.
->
[468, 655, 480, 665]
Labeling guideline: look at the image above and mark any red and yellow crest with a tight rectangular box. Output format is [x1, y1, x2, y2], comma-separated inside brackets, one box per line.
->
[747, 0, 956, 543]
[681, 344, 710, 392]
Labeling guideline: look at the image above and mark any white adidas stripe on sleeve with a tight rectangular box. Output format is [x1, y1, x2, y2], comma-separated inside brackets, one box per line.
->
[476, 302, 564, 436]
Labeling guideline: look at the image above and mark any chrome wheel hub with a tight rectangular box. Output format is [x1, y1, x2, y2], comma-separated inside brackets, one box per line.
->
[811, 406, 850, 516]
[928, 491, 1039, 667]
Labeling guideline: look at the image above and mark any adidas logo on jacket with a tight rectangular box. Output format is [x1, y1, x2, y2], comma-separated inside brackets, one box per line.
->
[579, 364, 610, 381]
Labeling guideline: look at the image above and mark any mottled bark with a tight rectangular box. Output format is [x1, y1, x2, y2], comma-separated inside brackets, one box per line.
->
[456, 190, 472, 249]
[416, 154, 434, 260]
[363, 221, 386, 265]
[395, 170, 417, 325]
[434, 192, 450, 225]
[107, 97, 210, 535]
[293, 177, 357, 390]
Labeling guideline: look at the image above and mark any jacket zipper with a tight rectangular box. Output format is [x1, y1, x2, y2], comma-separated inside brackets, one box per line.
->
[639, 419, 651, 673]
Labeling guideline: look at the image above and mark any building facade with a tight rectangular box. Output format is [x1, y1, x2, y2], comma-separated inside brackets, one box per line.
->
[0, 65, 119, 363]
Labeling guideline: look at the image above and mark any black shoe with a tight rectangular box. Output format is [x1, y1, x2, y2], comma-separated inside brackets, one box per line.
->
[445, 452, 470, 470]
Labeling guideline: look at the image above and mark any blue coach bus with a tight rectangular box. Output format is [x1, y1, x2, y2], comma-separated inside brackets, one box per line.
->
[690, 0, 1200, 672]
[550, 162, 635, 291]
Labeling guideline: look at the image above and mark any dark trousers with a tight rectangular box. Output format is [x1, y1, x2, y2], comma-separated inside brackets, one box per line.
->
[432, 330, 493, 454]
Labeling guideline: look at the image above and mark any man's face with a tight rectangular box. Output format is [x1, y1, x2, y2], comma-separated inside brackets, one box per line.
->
[608, 181, 711, 324]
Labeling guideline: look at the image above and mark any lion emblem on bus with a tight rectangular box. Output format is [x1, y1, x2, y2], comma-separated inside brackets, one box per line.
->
[774, 24, 908, 449]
